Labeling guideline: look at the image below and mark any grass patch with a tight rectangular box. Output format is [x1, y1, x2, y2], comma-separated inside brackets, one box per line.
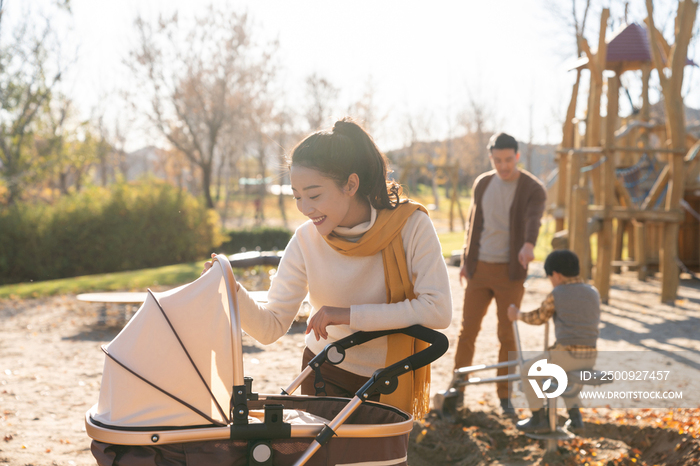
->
[1, 216, 560, 300]
[437, 216, 556, 262]
[0, 261, 208, 300]
[534, 217, 555, 262]
[437, 231, 465, 258]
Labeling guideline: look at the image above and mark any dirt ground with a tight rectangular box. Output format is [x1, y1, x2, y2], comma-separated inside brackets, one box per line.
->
[2, 263, 700, 465]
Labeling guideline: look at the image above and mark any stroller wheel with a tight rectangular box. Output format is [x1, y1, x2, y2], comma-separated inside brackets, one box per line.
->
[250, 441, 273, 465]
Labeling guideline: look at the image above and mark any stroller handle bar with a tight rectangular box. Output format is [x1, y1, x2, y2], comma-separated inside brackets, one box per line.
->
[291, 325, 448, 466]
[320, 324, 447, 369]
[285, 325, 448, 397]
[357, 325, 449, 399]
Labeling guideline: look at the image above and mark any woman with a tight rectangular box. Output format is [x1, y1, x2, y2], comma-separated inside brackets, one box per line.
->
[203, 118, 451, 418]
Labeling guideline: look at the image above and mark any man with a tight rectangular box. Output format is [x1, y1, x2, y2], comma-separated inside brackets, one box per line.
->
[454, 132, 546, 415]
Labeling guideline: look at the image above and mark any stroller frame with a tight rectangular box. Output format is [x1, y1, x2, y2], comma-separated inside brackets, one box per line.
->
[86, 255, 448, 466]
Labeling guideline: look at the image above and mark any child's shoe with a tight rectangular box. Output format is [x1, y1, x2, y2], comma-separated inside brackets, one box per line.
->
[565, 407, 584, 433]
[516, 409, 549, 433]
[499, 397, 515, 416]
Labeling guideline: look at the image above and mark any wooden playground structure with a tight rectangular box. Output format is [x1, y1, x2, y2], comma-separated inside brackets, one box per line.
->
[550, 3, 699, 304]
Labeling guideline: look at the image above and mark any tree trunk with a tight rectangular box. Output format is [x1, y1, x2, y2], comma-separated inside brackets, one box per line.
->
[75, 168, 83, 192]
[277, 153, 287, 227]
[59, 171, 69, 195]
[4, 153, 20, 205]
[257, 145, 266, 224]
[431, 169, 440, 210]
[201, 162, 215, 209]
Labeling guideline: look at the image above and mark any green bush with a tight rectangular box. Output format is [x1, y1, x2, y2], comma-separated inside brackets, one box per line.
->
[219, 226, 293, 254]
[0, 180, 224, 285]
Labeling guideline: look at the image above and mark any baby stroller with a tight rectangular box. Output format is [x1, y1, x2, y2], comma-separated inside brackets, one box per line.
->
[85, 254, 448, 466]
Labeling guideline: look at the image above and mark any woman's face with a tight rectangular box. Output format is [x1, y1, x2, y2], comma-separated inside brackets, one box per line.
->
[290, 165, 359, 236]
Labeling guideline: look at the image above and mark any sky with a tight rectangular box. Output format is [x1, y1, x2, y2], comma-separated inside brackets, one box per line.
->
[7, 0, 700, 152]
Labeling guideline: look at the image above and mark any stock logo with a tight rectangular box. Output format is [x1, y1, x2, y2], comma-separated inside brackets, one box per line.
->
[528, 359, 568, 399]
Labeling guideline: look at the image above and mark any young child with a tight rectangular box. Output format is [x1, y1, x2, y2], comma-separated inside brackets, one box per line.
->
[507, 249, 600, 433]
[203, 118, 452, 418]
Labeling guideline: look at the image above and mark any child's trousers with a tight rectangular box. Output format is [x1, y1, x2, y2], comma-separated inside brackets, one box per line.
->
[521, 345, 597, 410]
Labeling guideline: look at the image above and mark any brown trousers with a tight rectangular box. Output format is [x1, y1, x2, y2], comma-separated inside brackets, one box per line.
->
[454, 261, 525, 399]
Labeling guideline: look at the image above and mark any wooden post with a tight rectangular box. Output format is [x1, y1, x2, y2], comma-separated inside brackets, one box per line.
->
[567, 150, 582, 235]
[612, 219, 625, 273]
[626, 65, 651, 268]
[556, 152, 568, 232]
[634, 220, 648, 280]
[594, 73, 619, 303]
[595, 200, 614, 298]
[558, 71, 581, 232]
[579, 8, 610, 205]
[571, 185, 591, 280]
[641, 64, 651, 127]
[661, 223, 681, 303]
[626, 221, 635, 261]
[645, 0, 698, 303]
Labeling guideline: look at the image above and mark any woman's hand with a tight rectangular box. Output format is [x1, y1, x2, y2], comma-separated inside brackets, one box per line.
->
[306, 306, 350, 341]
[201, 253, 217, 276]
[201, 253, 241, 291]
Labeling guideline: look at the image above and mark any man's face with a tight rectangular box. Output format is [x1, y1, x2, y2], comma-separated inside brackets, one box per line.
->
[489, 148, 520, 182]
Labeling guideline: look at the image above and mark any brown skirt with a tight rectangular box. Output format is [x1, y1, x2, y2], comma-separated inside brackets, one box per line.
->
[300, 347, 381, 401]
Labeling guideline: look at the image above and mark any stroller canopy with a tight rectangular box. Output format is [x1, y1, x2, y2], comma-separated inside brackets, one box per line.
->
[92, 257, 243, 429]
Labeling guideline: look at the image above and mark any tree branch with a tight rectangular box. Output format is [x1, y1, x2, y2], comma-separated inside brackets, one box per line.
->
[645, 0, 669, 89]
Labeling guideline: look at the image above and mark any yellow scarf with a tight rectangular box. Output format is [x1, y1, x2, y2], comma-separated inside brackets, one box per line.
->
[323, 199, 430, 419]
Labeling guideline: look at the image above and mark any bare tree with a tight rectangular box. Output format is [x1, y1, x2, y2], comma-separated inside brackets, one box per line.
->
[249, 99, 275, 225]
[544, 0, 591, 56]
[91, 106, 126, 187]
[543, 0, 591, 149]
[35, 93, 74, 194]
[127, 6, 275, 209]
[458, 88, 495, 183]
[347, 77, 386, 137]
[270, 109, 296, 228]
[217, 126, 244, 228]
[0, 8, 64, 204]
[305, 73, 338, 132]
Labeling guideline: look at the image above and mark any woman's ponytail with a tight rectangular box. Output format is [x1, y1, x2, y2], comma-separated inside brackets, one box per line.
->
[291, 118, 403, 210]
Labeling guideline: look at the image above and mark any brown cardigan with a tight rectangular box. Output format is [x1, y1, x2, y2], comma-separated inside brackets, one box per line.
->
[463, 169, 546, 281]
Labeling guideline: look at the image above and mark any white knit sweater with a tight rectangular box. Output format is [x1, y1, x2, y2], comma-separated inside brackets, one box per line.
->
[236, 207, 453, 377]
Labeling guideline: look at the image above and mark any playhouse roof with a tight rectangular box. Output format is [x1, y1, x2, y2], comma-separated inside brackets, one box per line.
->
[607, 22, 652, 64]
[569, 22, 696, 72]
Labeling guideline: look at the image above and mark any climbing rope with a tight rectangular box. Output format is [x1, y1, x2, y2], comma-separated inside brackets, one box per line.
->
[613, 152, 663, 205]
[615, 153, 659, 189]
[580, 156, 608, 173]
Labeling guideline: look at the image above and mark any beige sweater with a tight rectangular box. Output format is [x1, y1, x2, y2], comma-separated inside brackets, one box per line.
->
[236, 207, 453, 377]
